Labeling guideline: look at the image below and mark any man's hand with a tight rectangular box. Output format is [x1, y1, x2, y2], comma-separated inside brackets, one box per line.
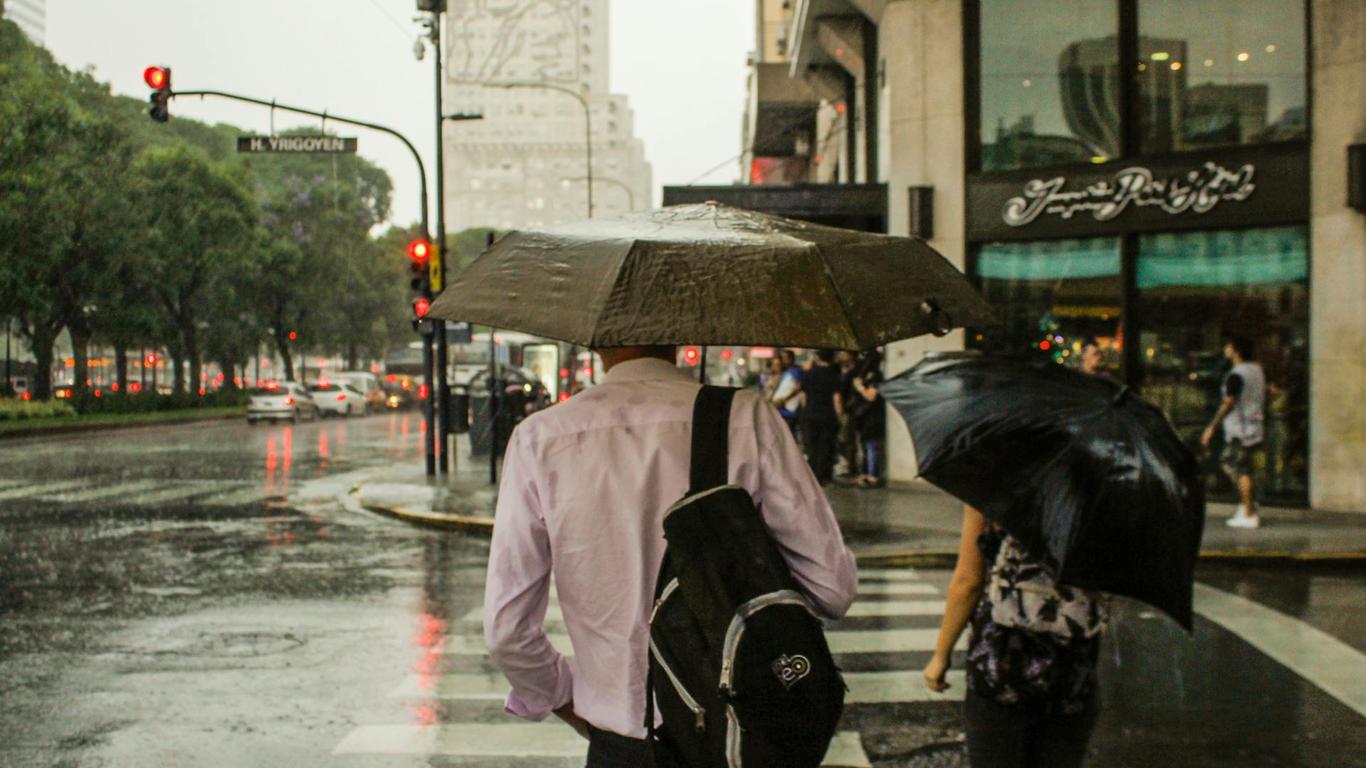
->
[554, 702, 591, 741]
[922, 653, 951, 693]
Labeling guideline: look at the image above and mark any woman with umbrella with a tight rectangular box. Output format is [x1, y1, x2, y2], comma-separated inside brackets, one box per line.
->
[922, 504, 1108, 767]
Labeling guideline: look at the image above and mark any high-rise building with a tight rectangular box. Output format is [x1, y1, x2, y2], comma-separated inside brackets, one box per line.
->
[2, 0, 45, 45]
[442, 0, 651, 231]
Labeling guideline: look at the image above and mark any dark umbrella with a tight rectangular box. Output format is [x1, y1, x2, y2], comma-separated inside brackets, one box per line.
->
[881, 354, 1205, 629]
[427, 203, 994, 348]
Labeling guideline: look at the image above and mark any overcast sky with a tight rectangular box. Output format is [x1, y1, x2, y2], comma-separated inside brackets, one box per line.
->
[45, 0, 753, 229]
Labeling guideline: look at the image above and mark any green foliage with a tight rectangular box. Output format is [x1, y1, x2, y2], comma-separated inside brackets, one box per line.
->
[0, 17, 410, 399]
[67, 390, 248, 416]
[0, 398, 77, 421]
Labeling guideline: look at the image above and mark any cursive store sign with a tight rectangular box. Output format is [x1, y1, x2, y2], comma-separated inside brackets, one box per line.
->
[966, 144, 1308, 242]
[1004, 163, 1256, 226]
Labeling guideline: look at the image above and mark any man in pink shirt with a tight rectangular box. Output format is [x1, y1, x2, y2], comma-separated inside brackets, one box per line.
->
[484, 345, 859, 766]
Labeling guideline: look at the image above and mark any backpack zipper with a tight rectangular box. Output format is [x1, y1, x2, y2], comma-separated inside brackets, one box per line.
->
[649, 636, 707, 732]
[726, 703, 743, 768]
[718, 589, 817, 694]
[649, 578, 680, 625]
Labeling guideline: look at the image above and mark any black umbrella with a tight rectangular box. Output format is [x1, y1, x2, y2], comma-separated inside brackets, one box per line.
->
[881, 353, 1205, 629]
[427, 203, 994, 348]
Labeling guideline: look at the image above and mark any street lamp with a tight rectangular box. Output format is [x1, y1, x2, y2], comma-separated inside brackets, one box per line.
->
[486, 81, 594, 218]
[561, 176, 635, 212]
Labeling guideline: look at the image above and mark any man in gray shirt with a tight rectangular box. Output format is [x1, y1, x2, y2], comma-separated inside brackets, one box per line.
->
[1201, 337, 1266, 529]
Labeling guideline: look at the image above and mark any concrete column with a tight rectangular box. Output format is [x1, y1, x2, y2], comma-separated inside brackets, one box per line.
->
[1309, 0, 1366, 512]
[878, 0, 968, 482]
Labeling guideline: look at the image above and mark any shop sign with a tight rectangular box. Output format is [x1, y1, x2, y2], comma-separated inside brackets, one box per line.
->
[1002, 162, 1256, 227]
[967, 143, 1308, 242]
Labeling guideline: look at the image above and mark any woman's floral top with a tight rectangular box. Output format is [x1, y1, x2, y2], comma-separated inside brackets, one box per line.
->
[964, 527, 1102, 715]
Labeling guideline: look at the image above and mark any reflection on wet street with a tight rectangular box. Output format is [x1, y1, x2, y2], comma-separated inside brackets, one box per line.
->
[0, 415, 1362, 767]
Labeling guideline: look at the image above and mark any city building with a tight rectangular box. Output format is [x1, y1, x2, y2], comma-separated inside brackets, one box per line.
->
[668, 0, 1365, 513]
[1, 0, 44, 45]
[441, 0, 651, 232]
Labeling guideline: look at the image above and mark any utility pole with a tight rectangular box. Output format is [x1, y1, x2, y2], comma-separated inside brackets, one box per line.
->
[430, 7, 452, 476]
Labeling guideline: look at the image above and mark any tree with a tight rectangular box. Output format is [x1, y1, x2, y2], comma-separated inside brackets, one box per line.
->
[130, 145, 255, 393]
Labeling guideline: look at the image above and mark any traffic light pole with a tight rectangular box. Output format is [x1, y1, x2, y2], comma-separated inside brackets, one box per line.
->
[169, 88, 439, 477]
[432, 14, 452, 476]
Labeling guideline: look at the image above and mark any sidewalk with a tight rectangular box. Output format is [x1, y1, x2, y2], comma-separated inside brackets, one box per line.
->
[349, 447, 1366, 565]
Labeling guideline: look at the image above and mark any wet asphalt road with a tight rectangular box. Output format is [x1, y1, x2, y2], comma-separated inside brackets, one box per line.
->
[1, 414, 1363, 767]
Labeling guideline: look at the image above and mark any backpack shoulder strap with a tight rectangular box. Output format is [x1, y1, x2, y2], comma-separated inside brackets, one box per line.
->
[689, 385, 737, 493]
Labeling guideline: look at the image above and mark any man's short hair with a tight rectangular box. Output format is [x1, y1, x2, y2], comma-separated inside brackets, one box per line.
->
[816, 349, 835, 363]
[1082, 336, 1100, 350]
[1227, 337, 1255, 360]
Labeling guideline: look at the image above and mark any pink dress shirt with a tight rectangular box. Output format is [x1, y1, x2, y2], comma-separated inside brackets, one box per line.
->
[483, 357, 858, 739]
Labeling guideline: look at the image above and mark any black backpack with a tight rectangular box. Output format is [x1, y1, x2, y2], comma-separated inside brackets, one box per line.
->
[646, 386, 845, 767]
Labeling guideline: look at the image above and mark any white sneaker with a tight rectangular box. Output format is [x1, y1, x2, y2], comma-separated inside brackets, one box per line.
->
[1226, 513, 1262, 529]
[1234, 504, 1248, 518]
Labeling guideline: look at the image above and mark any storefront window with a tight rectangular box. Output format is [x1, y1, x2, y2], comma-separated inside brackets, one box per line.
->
[1137, 226, 1309, 501]
[1138, 0, 1307, 153]
[979, 0, 1119, 171]
[972, 238, 1122, 374]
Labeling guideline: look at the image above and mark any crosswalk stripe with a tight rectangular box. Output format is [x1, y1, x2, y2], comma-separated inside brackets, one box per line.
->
[0, 479, 90, 501]
[0, 479, 28, 491]
[136, 481, 235, 505]
[37, 478, 164, 503]
[858, 582, 937, 596]
[857, 568, 921, 581]
[461, 597, 946, 626]
[389, 668, 966, 705]
[332, 723, 870, 766]
[197, 485, 269, 507]
[442, 627, 956, 656]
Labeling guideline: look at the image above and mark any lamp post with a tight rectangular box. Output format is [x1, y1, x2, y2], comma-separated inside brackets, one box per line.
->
[488, 81, 593, 218]
[561, 176, 635, 211]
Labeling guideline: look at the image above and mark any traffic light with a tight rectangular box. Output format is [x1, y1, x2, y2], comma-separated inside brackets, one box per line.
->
[408, 236, 434, 333]
[682, 346, 701, 366]
[144, 66, 171, 123]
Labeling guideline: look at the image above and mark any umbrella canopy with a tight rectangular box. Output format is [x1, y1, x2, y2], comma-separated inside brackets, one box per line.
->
[427, 203, 994, 349]
[881, 354, 1206, 629]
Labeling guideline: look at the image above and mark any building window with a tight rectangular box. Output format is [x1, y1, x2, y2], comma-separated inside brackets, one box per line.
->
[1137, 0, 1307, 153]
[971, 237, 1123, 375]
[978, 0, 1119, 171]
[1136, 225, 1308, 499]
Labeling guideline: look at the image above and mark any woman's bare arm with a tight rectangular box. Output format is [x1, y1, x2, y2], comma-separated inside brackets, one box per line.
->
[923, 506, 987, 691]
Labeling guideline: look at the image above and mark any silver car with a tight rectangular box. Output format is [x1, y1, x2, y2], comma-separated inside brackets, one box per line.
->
[247, 382, 320, 424]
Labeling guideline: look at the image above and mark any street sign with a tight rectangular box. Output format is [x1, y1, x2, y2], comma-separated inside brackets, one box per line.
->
[428, 245, 443, 291]
[236, 135, 358, 154]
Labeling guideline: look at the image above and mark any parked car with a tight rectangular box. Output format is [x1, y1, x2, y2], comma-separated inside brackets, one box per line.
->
[381, 382, 417, 411]
[309, 382, 366, 418]
[247, 382, 319, 424]
[336, 371, 384, 413]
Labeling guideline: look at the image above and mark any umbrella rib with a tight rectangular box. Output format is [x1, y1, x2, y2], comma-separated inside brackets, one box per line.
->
[585, 237, 639, 348]
[810, 242, 864, 350]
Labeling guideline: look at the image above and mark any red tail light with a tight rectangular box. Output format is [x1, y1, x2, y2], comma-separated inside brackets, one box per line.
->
[284, 396, 295, 405]
[417, 384, 430, 400]
[336, 394, 346, 401]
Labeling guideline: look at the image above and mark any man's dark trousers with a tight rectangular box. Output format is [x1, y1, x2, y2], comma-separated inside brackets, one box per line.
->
[802, 415, 838, 484]
[586, 726, 652, 768]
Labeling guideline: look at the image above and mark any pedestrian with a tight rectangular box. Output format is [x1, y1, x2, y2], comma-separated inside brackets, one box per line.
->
[759, 355, 783, 402]
[1201, 337, 1266, 529]
[923, 506, 1108, 768]
[800, 349, 842, 484]
[835, 350, 861, 479]
[771, 348, 803, 438]
[1079, 337, 1105, 377]
[483, 345, 858, 767]
[851, 361, 885, 488]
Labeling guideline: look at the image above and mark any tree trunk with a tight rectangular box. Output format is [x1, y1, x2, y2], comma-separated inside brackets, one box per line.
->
[69, 324, 91, 398]
[114, 344, 128, 395]
[186, 324, 202, 397]
[29, 328, 56, 400]
[171, 352, 185, 394]
[346, 342, 358, 372]
[274, 332, 295, 383]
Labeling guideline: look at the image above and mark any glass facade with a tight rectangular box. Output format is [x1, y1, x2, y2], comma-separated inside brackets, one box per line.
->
[973, 238, 1123, 375]
[975, 0, 1308, 170]
[1137, 226, 1309, 499]
[1138, 0, 1308, 153]
[978, 0, 1119, 171]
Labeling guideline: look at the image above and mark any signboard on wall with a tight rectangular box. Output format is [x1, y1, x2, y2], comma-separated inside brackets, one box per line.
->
[967, 143, 1308, 242]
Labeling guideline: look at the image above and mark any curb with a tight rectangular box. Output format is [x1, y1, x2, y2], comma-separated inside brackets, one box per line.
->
[855, 546, 1366, 568]
[0, 411, 241, 440]
[355, 497, 495, 535]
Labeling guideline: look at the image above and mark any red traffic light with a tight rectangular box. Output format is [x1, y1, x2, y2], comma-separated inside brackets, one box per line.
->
[144, 353, 157, 366]
[408, 239, 432, 264]
[143, 66, 168, 90]
[414, 298, 431, 317]
[682, 346, 700, 366]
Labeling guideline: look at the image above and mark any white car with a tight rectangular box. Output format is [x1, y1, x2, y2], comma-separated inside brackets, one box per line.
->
[335, 371, 383, 413]
[309, 382, 366, 418]
[247, 382, 320, 424]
